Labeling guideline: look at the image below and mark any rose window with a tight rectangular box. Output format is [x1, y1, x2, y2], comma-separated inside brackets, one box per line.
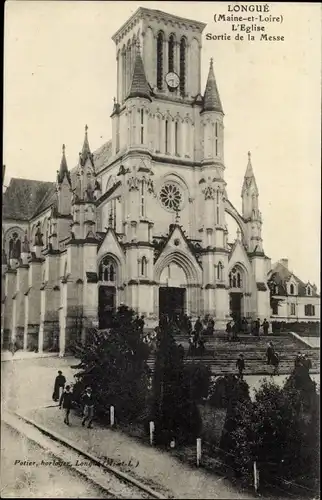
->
[159, 183, 183, 211]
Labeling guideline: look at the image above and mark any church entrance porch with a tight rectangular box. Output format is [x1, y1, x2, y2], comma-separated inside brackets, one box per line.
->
[98, 286, 116, 329]
[159, 287, 186, 321]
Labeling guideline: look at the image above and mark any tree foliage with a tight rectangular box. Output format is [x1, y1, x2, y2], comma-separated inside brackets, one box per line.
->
[183, 363, 212, 402]
[220, 372, 320, 494]
[150, 323, 202, 446]
[71, 305, 151, 423]
[208, 374, 251, 409]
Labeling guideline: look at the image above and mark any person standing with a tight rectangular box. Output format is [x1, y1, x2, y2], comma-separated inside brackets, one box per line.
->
[271, 351, 280, 375]
[256, 318, 261, 337]
[208, 317, 215, 336]
[52, 371, 66, 402]
[262, 319, 269, 336]
[241, 317, 248, 334]
[266, 342, 274, 365]
[236, 354, 245, 379]
[303, 353, 312, 373]
[232, 320, 238, 341]
[59, 385, 73, 425]
[294, 352, 302, 369]
[226, 321, 232, 341]
[194, 316, 203, 336]
[187, 316, 192, 335]
[81, 387, 95, 429]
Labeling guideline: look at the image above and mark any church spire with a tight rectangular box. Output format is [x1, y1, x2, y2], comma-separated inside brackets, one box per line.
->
[126, 40, 151, 102]
[241, 151, 258, 195]
[79, 125, 94, 167]
[201, 58, 223, 114]
[57, 144, 71, 185]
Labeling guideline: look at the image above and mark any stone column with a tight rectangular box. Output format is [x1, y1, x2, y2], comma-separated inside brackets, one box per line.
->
[214, 285, 230, 330]
[25, 258, 42, 351]
[39, 252, 60, 352]
[13, 264, 29, 349]
[3, 269, 16, 348]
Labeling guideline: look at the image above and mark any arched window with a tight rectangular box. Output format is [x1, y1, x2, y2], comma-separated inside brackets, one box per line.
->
[141, 256, 147, 277]
[168, 34, 175, 73]
[165, 119, 169, 153]
[99, 257, 116, 282]
[229, 267, 242, 289]
[8, 232, 22, 260]
[157, 32, 164, 90]
[108, 199, 117, 229]
[174, 121, 178, 155]
[140, 180, 145, 217]
[216, 190, 220, 224]
[126, 41, 131, 94]
[307, 287, 311, 296]
[290, 284, 294, 295]
[122, 47, 126, 100]
[179, 37, 186, 96]
[140, 109, 144, 144]
[215, 122, 218, 156]
[155, 115, 161, 152]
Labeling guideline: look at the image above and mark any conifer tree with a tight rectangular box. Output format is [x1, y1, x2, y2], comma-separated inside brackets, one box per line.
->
[151, 319, 202, 446]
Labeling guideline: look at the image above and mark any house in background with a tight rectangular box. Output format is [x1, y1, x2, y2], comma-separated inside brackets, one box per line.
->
[268, 259, 320, 324]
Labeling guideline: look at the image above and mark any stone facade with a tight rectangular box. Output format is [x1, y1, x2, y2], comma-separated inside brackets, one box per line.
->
[2, 8, 320, 354]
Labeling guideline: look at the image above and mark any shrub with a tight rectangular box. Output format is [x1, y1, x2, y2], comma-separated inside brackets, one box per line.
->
[71, 305, 151, 424]
[208, 374, 251, 409]
[221, 372, 320, 494]
[182, 363, 212, 402]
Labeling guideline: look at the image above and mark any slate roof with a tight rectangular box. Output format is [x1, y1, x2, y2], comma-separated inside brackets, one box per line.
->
[3, 140, 113, 222]
[268, 262, 319, 298]
[202, 59, 223, 114]
[126, 49, 151, 102]
[2, 178, 56, 221]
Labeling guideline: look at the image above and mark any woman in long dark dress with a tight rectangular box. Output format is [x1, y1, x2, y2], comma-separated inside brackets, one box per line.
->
[52, 371, 66, 402]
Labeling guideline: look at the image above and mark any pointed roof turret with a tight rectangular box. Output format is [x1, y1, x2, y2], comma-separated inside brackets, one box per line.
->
[242, 151, 258, 194]
[126, 40, 151, 102]
[201, 58, 223, 114]
[57, 144, 71, 185]
[79, 125, 95, 168]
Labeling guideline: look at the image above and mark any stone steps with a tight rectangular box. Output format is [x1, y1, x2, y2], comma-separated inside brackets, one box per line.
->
[146, 332, 320, 376]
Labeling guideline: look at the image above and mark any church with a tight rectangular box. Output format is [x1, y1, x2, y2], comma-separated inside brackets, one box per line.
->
[2, 7, 320, 355]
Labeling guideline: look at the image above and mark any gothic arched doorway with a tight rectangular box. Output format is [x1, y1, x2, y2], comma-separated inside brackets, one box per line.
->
[98, 256, 117, 329]
[159, 262, 187, 321]
[229, 265, 246, 322]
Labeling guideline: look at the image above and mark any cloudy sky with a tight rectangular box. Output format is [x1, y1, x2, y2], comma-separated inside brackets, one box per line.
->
[4, 1, 321, 286]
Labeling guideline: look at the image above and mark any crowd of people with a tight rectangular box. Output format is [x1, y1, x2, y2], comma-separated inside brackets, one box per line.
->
[226, 317, 270, 340]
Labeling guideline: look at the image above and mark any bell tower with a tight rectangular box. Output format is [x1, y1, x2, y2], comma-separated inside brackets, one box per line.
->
[112, 7, 206, 104]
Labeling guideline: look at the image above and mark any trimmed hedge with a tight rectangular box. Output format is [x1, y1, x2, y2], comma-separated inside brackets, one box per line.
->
[272, 321, 320, 336]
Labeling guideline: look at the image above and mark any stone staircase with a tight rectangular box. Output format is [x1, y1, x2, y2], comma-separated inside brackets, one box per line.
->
[147, 332, 320, 376]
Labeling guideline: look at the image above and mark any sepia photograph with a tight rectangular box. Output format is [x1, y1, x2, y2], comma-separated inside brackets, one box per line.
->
[1, 1, 320, 498]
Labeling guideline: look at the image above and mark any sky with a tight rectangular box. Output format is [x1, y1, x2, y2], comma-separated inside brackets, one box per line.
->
[3, 1, 321, 287]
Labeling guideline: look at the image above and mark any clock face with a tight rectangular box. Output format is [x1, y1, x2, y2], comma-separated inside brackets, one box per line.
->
[165, 72, 180, 89]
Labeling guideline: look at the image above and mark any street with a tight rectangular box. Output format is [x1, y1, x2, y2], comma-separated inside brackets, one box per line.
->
[2, 355, 319, 414]
[1, 422, 108, 498]
[1, 354, 320, 499]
